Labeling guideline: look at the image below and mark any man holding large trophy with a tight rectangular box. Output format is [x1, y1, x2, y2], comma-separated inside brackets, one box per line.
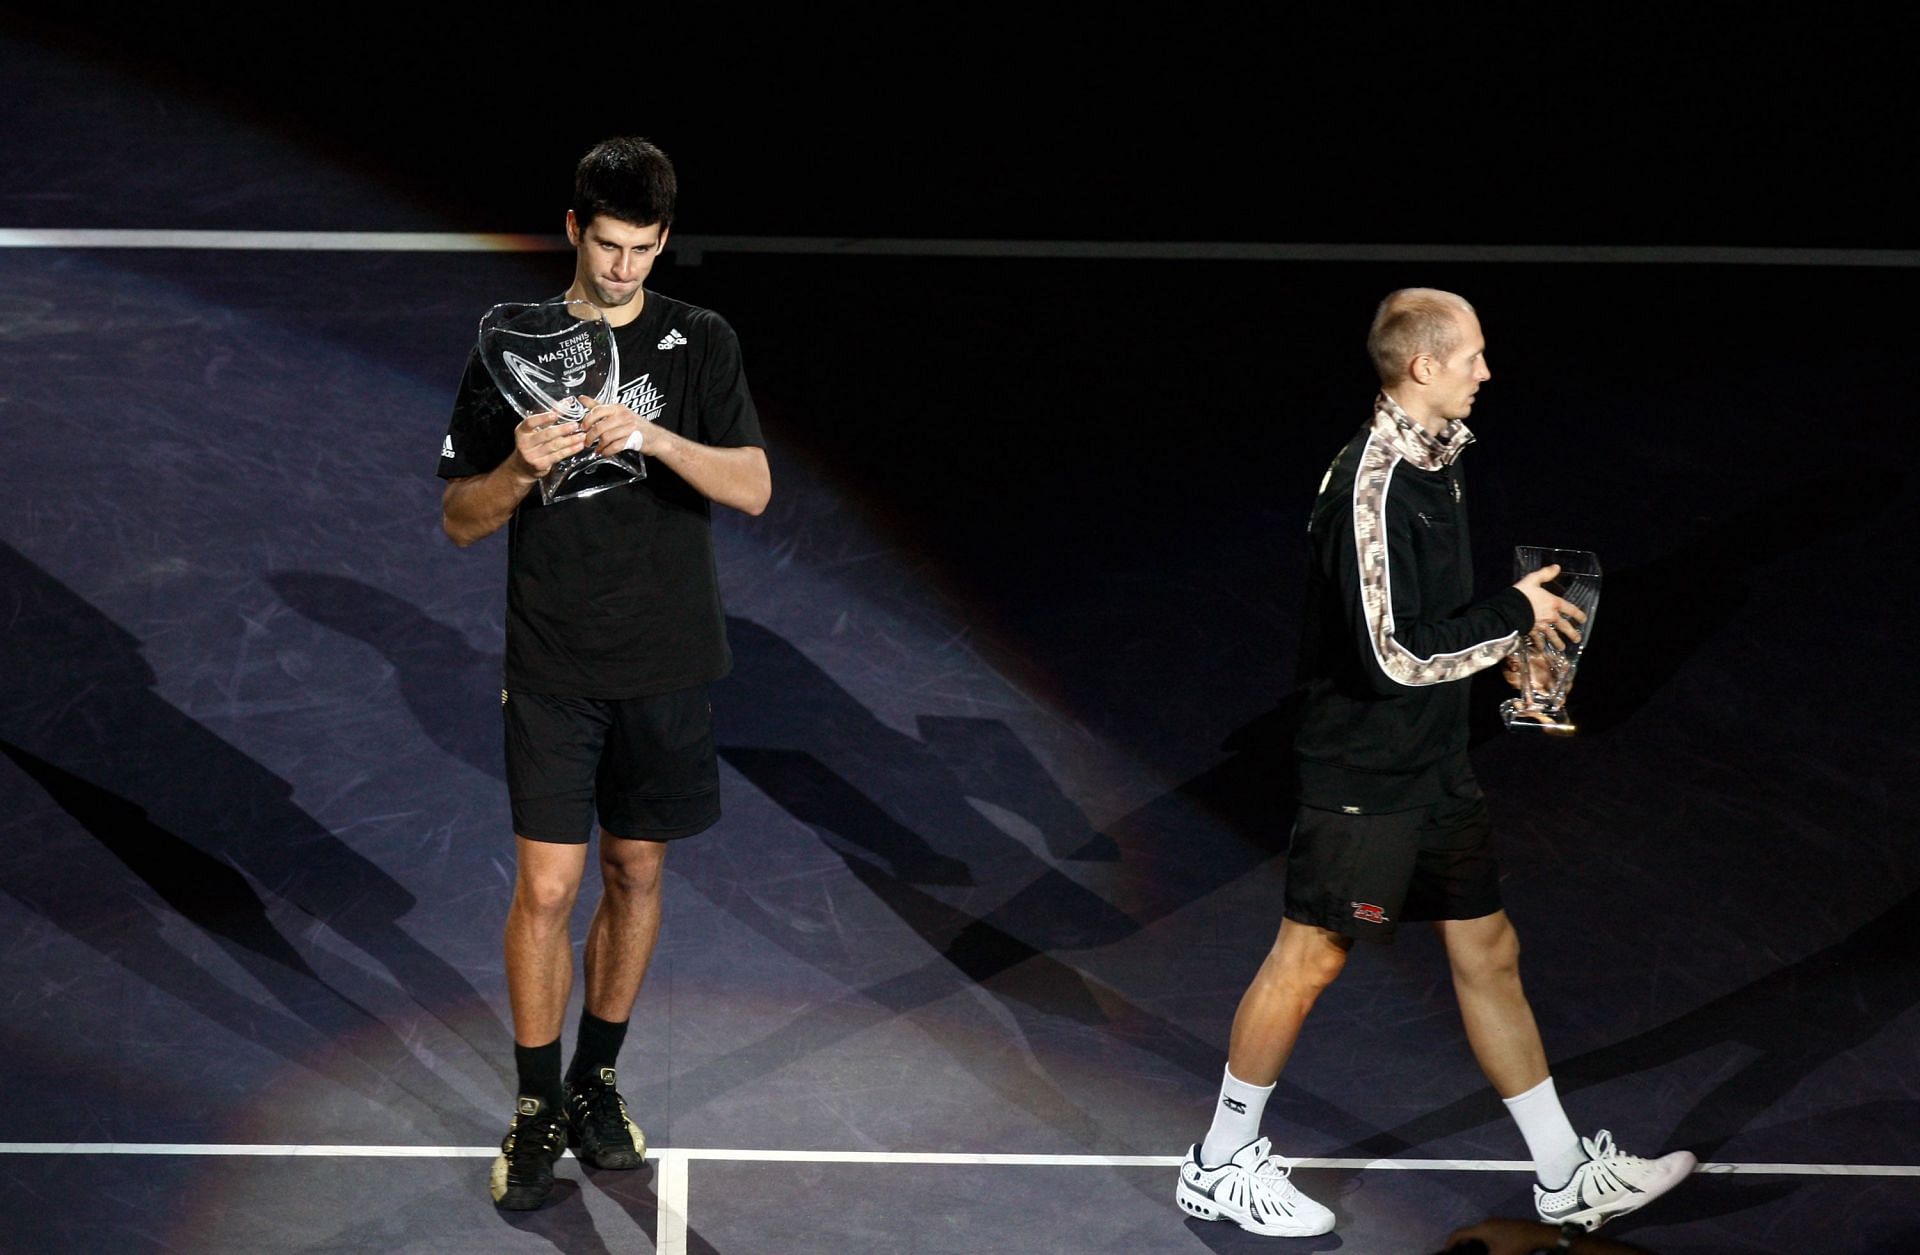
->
[438, 137, 770, 1211]
[1177, 291, 1692, 1239]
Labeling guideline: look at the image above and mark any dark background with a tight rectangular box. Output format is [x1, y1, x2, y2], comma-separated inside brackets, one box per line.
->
[7, 9, 1911, 247]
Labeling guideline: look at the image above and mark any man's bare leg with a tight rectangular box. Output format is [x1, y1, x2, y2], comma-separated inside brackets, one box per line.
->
[491, 837, 589, 1209]
[1226, 918, 1354, 1086]
[1435, 911, 1547, 1096]
[1436, 909, 1697, 1223]
[562, 833, 665, 1171]
[505, 837, 590, 1046]
[1179, 918, 1348, 1238]
[1436, 911, 1580, 1187]
[581, 834, 667, 1022]
[1195, 918, 1352, 1167]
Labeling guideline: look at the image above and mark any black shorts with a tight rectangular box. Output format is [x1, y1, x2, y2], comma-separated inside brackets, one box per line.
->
[1282, 789, 1502, 944]
[503, 685, 720, 844]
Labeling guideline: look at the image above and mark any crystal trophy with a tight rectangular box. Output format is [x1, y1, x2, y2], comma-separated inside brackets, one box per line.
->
[477, 299, 644, 505]
[1500, 546, 1601, 735]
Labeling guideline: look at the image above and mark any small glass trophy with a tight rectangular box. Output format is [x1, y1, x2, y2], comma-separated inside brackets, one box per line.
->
[1500, 546, 1601, 735]
[477, 299, 645, 505]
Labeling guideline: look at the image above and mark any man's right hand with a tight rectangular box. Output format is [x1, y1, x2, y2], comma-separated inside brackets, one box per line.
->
[1513, 564, 1586, 649]
[510, 412, 591, 480]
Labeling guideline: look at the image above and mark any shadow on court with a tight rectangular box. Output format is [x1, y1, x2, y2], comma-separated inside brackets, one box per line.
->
[267, 576, 1338, 1146]
[0, 544, 508, 1141]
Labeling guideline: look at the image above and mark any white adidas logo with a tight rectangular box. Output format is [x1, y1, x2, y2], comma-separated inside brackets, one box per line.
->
[656, 328, 688, 351]
[441, 434, 455, 459]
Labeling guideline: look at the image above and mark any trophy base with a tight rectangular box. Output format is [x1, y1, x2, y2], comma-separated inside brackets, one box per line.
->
[1501, 698, 1577, 736]
[539, 451, 646, 506]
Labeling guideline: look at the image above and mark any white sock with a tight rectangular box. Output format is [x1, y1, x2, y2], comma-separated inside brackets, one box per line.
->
[1503, 1076, 1584, 1188]
[1199, 1067, 1274, 1166]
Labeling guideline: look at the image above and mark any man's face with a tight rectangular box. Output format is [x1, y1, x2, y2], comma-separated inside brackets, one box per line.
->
[1424, 311, 1492, 420]
[567, 211, 669, 308]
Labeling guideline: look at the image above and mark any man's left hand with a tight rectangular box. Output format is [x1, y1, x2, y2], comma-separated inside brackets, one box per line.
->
[577, 398, 653, 458]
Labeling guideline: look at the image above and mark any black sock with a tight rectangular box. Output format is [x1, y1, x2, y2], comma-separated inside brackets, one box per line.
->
[513, 1040, 564, 1113]
[566, 1010, 630, 1086]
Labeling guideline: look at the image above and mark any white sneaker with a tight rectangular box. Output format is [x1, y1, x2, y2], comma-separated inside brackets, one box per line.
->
[1176, 1137, 1335, 1237]
[1534, 1129, 1696, 1232]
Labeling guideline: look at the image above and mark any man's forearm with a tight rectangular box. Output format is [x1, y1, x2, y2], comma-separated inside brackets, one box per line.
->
[441, 432, 769, 544]
[442, 463, 538, 546]
[644, 431, 771, 516]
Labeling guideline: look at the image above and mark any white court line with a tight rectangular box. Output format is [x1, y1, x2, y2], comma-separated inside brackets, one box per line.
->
[10, 1142, 1909, 1254]
[3, 1143, 1916, 1176]
[0, 228, 1916, 268]
[655, 1148, 689, 1255]
[0, 1143, 499, 1157]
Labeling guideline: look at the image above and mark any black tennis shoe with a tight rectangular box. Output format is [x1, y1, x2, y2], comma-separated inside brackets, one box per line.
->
[564, 1067, 648, 1170]
[490, 1096, 568, 1210]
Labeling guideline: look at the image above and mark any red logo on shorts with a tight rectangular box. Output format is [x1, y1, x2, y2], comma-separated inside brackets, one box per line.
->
[1351, 901, 1390, 925]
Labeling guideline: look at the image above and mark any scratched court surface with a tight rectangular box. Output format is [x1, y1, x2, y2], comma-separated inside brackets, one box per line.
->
[4, 31, 1919, 1255]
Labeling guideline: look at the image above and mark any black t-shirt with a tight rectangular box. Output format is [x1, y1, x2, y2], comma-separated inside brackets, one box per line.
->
[437, 291, 765, 697]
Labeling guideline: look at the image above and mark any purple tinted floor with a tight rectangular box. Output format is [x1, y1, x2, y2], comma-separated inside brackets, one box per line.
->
[3, 51, 1918, 1248]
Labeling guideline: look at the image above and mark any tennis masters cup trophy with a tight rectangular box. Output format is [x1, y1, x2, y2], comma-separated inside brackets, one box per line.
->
[477, 298, 645, 505]
[1500, 546, 1601, 735]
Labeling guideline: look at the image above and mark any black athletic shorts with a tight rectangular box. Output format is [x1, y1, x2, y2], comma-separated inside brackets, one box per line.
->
[1282, 789, 1502, 944]
[503, 685, 720, 844]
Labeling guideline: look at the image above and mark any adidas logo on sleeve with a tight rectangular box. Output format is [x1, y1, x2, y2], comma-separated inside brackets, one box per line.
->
[441, 434, 455, 459]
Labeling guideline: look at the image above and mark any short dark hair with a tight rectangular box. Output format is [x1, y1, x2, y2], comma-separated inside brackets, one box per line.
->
[572, 137, 677, 230]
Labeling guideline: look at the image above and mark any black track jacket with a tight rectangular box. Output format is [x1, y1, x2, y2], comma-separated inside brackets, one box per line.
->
[1293, 394, 1534, 814]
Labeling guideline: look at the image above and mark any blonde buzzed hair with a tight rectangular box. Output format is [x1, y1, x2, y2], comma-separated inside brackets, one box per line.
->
[1367, 288, 1476, 386]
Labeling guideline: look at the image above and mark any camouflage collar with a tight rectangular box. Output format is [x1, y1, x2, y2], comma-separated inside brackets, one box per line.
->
[1373, 391, 1474, 470]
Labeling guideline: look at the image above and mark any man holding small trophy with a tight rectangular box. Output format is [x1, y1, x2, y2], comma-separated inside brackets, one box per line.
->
[1177, 290, 1693, 1239]
[437, 137, 770, 1211]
